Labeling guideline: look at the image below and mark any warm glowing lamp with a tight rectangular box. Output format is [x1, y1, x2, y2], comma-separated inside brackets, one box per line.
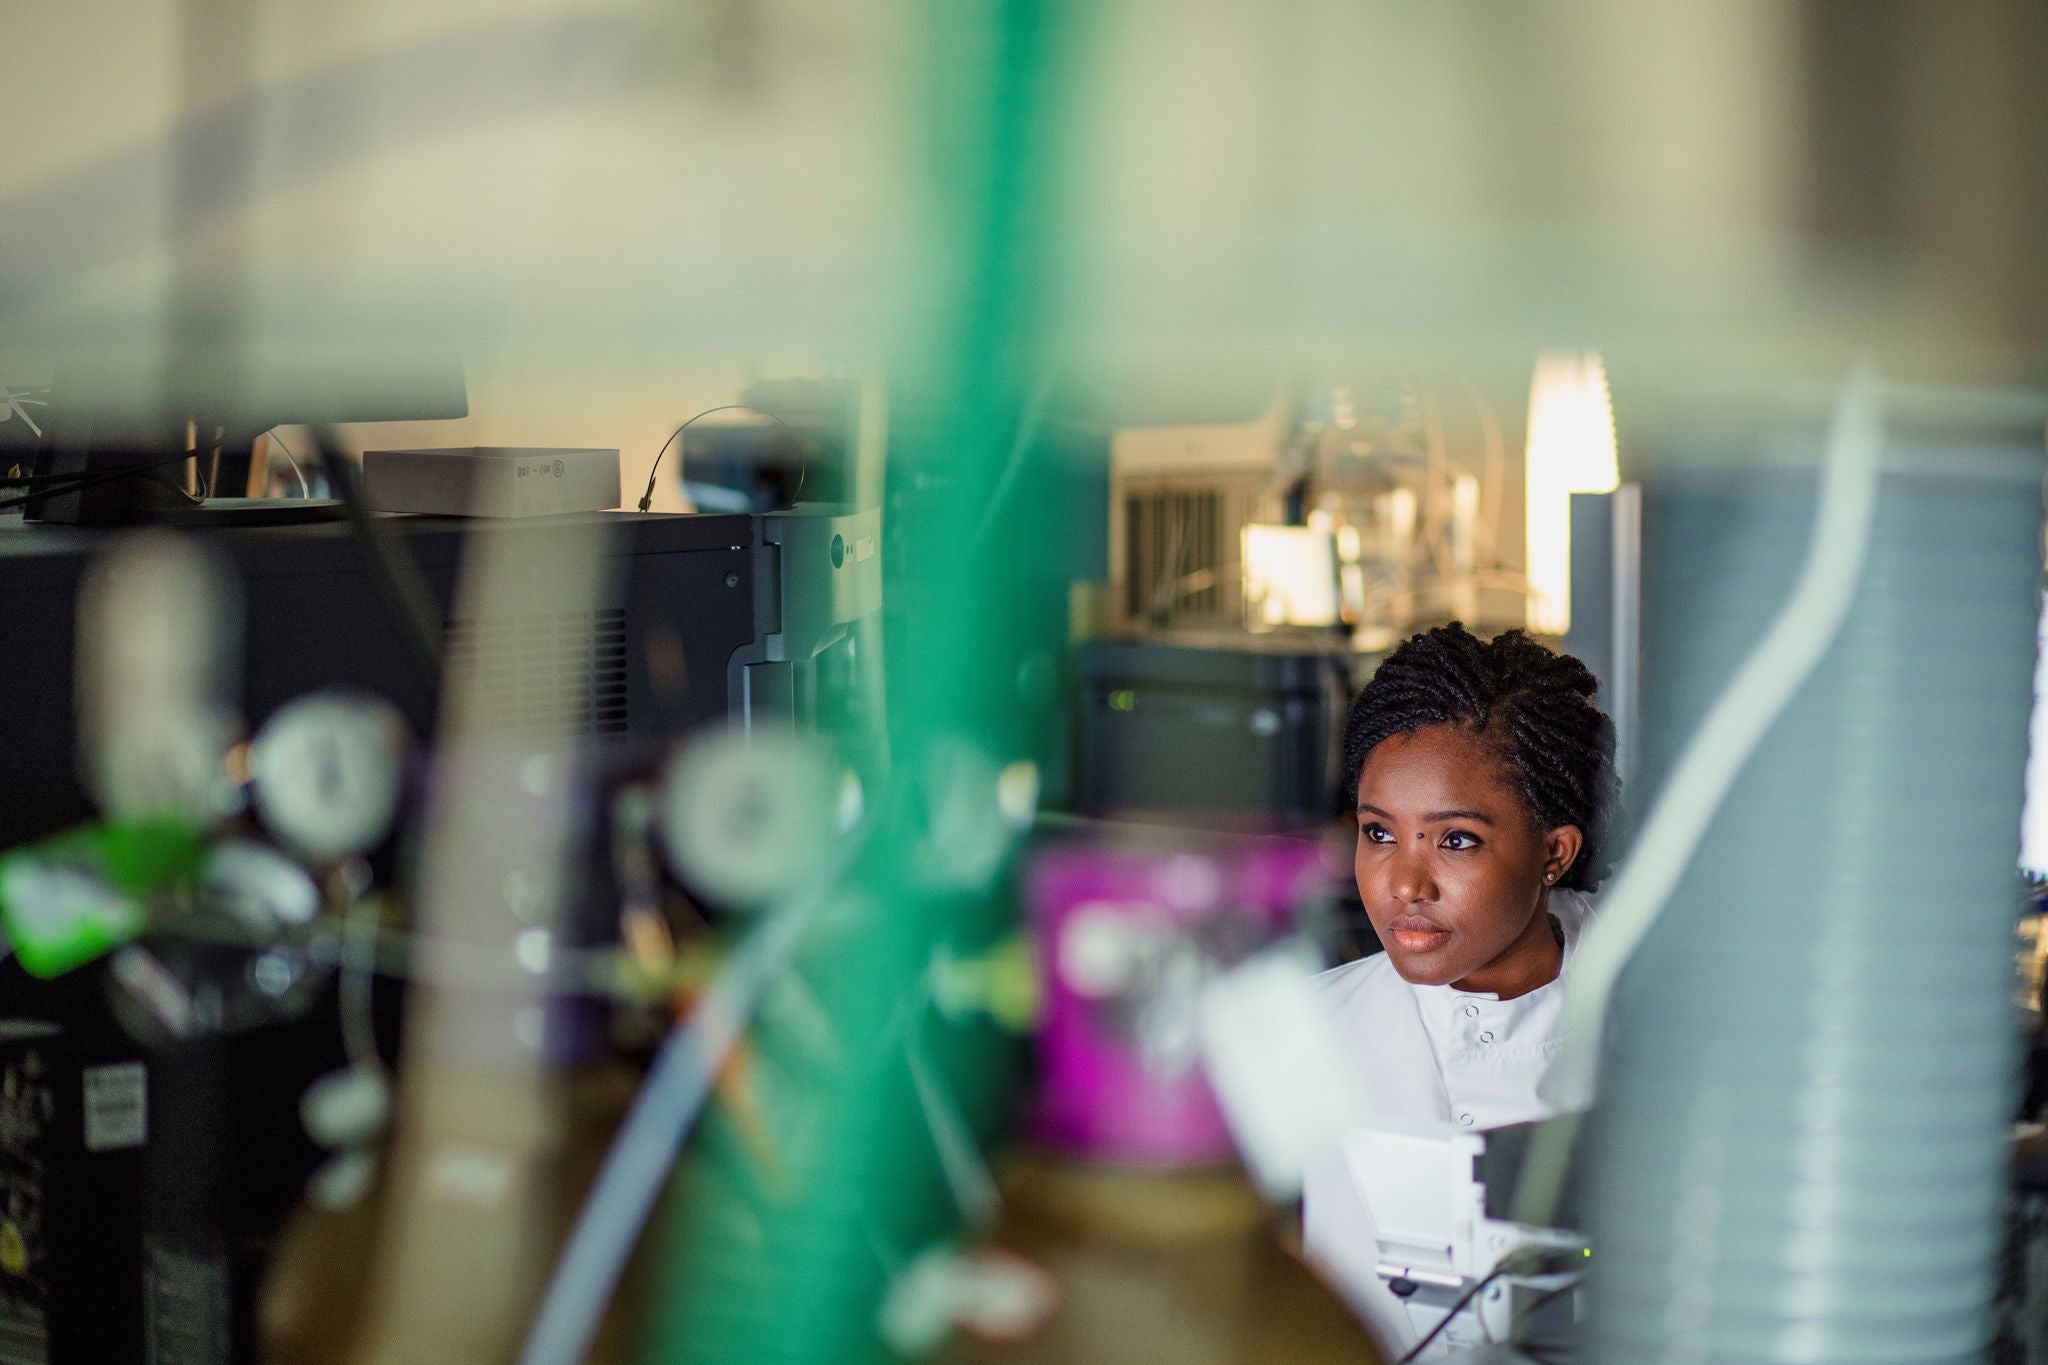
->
[1523, 351, 1619, 635]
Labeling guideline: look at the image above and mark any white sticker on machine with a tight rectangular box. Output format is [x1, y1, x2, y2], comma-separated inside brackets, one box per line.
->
[82, 1062, 147, 1152]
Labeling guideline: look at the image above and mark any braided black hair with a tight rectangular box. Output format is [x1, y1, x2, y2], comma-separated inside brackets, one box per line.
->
[1341, 623, 1617, 892]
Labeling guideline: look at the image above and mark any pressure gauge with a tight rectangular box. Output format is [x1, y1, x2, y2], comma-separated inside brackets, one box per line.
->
[659, 727, 836, 911]
[250, 693, 408, 860]
[196, 839, 322, 936]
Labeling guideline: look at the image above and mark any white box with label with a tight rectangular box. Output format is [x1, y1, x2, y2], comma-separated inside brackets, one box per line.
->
[363, 447, 621, 518]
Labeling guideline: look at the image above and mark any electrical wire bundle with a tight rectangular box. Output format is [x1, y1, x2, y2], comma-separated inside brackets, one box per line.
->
[0, 448, 208, 515]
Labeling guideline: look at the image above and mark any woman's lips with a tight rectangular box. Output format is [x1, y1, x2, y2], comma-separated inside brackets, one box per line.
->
[1386, 914, 1451, 954]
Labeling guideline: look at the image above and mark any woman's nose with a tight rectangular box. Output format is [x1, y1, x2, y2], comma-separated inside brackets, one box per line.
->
[1389, 846, 1435, 903]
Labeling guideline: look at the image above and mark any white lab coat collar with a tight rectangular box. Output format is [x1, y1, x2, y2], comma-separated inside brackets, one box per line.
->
[1312, 889, 1593, 1138]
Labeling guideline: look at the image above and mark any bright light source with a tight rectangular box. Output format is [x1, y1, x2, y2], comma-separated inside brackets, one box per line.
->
[1243, 523, 1340, 628]
[1524, 351, 1619, 635]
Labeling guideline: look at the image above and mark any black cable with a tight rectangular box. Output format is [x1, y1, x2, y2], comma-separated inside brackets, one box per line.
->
[313, 427, 444, 695]
[0, 451, 192, 491]
[0, 468, 114, 486]
[0, 449, 201, 513]
[1394, 1256, 1521, 1364]
[637, 404, 796, 513]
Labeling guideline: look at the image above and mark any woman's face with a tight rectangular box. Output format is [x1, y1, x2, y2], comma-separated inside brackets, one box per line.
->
[1353, 723, 1582, 996]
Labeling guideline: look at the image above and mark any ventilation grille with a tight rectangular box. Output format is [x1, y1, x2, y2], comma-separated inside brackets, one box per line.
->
[443, 607, 629, 737]
[1125, 489, 1221, 620]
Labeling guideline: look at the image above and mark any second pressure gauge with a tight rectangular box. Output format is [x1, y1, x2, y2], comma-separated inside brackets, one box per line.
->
[249, 692, 409, 860]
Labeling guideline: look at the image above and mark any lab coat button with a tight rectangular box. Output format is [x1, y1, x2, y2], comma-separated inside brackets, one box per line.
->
[1479, 1031, 1495, 1044]
[1462, 1003, 1480, 1018]
[1458, 1113, 1475, 1127]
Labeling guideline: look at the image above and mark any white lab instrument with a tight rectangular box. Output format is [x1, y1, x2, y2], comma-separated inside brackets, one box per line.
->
[1319, 1124, 1583, 1358]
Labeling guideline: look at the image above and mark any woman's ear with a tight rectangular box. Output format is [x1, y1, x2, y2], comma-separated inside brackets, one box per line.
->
[1542, 825, 1585, 887]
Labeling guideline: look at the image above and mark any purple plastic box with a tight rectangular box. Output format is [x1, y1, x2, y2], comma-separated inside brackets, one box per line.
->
[1026, 838, 1332, 1166]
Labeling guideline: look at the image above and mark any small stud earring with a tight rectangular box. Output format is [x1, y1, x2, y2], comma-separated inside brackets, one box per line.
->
[1545, 873, 1555, 883]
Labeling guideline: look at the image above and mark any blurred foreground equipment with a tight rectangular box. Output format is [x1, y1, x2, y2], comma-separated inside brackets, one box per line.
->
[0, 510, 872, 849]
[0, 489, 881, 1361]
[1026, 839, 1332, 1167]
[1581, 383, 2046, 1363]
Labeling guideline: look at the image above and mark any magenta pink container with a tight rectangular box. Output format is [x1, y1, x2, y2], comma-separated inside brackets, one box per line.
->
[1026, 838, 1331, 1166]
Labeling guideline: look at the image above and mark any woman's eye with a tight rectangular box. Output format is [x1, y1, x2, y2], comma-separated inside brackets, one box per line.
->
[1361, 822, 1393, 844]
[1441, 830, 1482, 851]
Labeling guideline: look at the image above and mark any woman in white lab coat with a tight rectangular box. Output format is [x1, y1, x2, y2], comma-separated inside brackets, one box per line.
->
[1302, 623, 1615, 1351]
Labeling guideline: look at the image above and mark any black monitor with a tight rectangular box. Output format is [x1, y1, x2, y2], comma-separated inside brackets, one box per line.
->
[18, 350, 468, 527]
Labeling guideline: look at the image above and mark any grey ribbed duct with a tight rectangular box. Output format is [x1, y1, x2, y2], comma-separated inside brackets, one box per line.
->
[1585, 388, 2046, 1364]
